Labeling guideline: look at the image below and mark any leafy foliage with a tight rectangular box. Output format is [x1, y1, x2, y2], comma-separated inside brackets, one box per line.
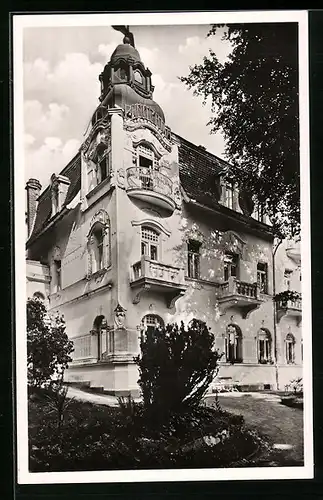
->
[274, 290, 301, 304]
[180, 23, 300, 238]
[135, 318, 222, 422]
[27, 297, 74, 388]
[28, 395, 266, 472]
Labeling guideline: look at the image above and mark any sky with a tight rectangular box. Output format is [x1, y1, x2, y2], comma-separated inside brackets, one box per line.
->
[23, 23, 232, 190]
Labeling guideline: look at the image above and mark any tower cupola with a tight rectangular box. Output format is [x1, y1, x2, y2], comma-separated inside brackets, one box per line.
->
[97, 26, 164, 123]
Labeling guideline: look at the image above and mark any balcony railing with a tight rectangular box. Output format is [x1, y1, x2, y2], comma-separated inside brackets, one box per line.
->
[216, 277, 259, 300]
[276, 296, 302, 325]
[126, 167, 176, 212]
[130, 255, 186, 308]
[215, 276, 261, 318]
[72, 334, 95, 361]
[277, 298, 302, 311]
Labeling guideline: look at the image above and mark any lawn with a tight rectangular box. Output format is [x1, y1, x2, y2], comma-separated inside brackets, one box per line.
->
[207, 394, 304, 466]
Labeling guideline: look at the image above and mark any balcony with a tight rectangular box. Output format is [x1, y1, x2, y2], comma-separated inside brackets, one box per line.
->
[215, 276, 262, 318]
[130, 255, 187, 308]
[126, 167, 176, 213]
[276, 297, 302, 326]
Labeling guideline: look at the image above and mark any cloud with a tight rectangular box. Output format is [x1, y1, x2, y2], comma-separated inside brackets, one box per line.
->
[24, 133, 35, 147]
[24, 52, 103, 143]
[25, 137, 81, 189]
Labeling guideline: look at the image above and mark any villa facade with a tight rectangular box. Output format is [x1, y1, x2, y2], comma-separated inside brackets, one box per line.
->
[25, 34, 302, 395]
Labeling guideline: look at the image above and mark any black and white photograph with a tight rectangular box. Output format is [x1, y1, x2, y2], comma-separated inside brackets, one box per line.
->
[14, 11, 313, 483]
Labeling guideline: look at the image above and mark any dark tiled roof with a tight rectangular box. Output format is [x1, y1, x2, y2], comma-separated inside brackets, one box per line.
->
[173, 133, 232, 210]
[29, 153, 81, 240]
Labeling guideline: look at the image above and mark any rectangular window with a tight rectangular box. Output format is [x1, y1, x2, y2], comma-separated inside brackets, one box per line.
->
[99, 157, 108, 182]
[224, 182, 234, 209]
[141, 227, 159, 261]
[257, 262, 268, 294]
[187, 240, 201, 279]
[224, 253, 239, 281]
[284, 269, 293, 290]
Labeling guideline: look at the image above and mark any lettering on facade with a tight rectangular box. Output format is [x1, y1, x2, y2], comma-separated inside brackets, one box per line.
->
[125, 104, 172, 141]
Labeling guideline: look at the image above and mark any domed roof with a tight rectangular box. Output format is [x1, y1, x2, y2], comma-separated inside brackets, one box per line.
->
[110, 42, 142, 64]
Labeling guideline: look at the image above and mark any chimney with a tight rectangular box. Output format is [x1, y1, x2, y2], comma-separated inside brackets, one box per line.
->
[25, 178, 42, 236]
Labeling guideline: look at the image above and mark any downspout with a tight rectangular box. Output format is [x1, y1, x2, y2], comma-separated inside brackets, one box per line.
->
[272, 237, 282, 390]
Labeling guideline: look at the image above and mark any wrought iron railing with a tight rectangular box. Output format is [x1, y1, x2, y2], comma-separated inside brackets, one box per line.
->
[126, 167, 173, 198]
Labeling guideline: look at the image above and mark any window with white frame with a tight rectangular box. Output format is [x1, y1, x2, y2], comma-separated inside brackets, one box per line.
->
[224, 182, 234, 209]
[257, 262, 268, 294]
[225, 324, 243, 363]
[286, 333, 296, 364]
[224, 253, 239, 281]
[257, 329, 271, 363]
[133, 144, 159, 170]
[141, 314, 164, 338]
[187, 239, 201, 279]
[141, 226, 160, 261]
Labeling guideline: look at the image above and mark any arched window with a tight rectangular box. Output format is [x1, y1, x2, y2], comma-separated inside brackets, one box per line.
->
[141, 226, 160, 261]
[286, 333, 296, 364]
[92, 315, 110, 360]
[141, 314, 164, 338]
[88, 219, 110, 275]
[257, 328, 272, 364]
[225, 324, 243, 364]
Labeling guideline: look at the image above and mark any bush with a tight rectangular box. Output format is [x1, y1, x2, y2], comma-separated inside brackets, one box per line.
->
[29, 395, 265, 472]
[135, 318, 222, 425]
[27, 297, 74, 388]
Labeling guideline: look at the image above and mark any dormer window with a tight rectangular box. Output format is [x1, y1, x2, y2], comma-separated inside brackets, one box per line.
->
[50, 174, 71, 216]
[224, 182, 234, 209]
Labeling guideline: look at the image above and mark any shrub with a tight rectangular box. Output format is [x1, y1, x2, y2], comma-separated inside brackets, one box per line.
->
[135, 318, 222, 424]
[27, 297, 74, 389]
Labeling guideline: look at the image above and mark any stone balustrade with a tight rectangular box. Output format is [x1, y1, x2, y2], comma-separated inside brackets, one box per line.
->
[132, 255, 184, 285]
[216, 276, 259, 300]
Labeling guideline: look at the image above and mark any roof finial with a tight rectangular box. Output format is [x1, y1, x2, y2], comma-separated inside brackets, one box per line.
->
[112, 25, 135, 47]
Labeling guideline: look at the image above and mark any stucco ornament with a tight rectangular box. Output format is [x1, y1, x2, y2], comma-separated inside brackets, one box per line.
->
[187, 223, 204, 244]
[117, 168, 126, 188]
[221, 230, 246, 257]
[114, 303, 127, 329]
[173, 181, 182, 207]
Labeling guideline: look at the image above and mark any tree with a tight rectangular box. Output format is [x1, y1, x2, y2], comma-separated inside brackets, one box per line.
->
[27, 297, 74, 389]
[135, 319, 222, 420]
[180, 23, 300, 238]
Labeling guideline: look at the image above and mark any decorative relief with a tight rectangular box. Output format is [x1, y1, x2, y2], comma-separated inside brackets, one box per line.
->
[89, 209, 110, 231]
[124, 121, 172, 152]
[117, 168, 125, 188]
[114, 303, 126, 329]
